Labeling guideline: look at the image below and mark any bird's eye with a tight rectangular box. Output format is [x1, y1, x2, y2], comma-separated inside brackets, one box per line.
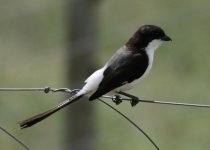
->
[152, 30, 163, 39]
[153, 31, 160, 36]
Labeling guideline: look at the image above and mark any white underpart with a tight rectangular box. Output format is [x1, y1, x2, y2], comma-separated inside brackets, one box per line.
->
[78, 39, 163, 97]
[77, 65, 107, 96]
[117, 39, 163, 92]
[143, 39, 163, 78]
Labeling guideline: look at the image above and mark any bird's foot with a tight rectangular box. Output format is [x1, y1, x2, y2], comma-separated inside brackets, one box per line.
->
[130, 96, 139, 107]
[117, 91, 140, 107]
[112, 95, 122, 105]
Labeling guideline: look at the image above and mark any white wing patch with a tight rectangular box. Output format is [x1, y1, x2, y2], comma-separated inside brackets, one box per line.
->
[78, 65, 107, 96]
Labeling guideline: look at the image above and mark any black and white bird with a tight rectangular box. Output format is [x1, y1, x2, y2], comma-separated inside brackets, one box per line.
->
[20, 25, 171, 128]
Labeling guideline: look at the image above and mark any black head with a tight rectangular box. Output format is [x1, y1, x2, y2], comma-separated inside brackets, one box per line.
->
[126, 25, 171, 49]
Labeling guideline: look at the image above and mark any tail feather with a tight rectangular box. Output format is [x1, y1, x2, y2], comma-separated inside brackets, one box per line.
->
[19, 94, 83, 129]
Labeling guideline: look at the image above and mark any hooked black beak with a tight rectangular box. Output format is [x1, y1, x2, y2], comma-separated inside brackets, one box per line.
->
[161, 35, 172, 41]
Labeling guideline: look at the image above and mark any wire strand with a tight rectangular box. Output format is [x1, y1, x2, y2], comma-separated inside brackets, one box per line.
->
[0, 125, 31, 150]
[1, 87, 210, 150]
[98, 98, 159, 150]
[0, 87, 210, 108]
[102, 95, 210, 108]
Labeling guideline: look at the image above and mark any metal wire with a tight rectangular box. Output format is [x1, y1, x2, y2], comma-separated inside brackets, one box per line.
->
[102, 95, 210, 108]
[0, 87, 79, 94]
[1, 86, 210, 150]
[0, 87, 210, 108]
[98, 98, 159, 150]
[0, 88, 45, 91]
[0, 125, 30, 150]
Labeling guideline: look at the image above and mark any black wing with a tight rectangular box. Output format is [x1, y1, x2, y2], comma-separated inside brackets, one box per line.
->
[89, 47, 149, 100]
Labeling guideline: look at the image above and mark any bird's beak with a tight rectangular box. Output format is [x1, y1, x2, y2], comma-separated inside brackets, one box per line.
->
[161, 35, 172, 41]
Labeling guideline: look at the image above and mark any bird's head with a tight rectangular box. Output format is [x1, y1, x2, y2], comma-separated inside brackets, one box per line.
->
[126, 25, 171, 50]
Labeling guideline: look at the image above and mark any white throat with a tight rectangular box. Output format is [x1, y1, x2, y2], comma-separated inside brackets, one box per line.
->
[141, 40, 162, 78]
[145, 39, 162, 64]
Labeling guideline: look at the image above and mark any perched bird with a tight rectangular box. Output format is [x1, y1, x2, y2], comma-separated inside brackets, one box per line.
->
[19, 25, 171, 128]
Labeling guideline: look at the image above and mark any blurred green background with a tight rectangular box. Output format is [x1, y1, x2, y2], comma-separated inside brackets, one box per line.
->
[0, 0, 210, 149]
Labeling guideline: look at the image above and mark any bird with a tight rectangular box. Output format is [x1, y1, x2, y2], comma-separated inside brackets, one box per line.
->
[19, 25, 171, 129]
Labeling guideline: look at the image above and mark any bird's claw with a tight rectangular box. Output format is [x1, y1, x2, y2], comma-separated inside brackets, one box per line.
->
[112, 95, 122, 105]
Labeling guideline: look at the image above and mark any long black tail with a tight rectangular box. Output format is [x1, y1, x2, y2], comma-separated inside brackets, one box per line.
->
[19, 94, 83, 129]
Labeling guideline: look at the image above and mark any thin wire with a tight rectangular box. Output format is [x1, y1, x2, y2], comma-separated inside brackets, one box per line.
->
[102, 95, 210, 108]
[98, 98, 160, 150]
[0, 87, 76, 94]
[0, 88, 45, 91]
[1, 87, 210, 108]
[1, 87, 210, 150]
[140, 100, 210, 108]
[0, 125, 30, 150]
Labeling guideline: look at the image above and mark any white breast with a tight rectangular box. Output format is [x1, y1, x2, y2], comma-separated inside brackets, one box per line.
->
[143, 40, 162, 77]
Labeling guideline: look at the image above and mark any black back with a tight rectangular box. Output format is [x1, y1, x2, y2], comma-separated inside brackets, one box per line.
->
[89, 47, 148, 100]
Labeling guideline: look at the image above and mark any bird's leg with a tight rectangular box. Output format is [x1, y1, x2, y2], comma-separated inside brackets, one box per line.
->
[112, 95, 123, 105]
[118, 91, 139, 107]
